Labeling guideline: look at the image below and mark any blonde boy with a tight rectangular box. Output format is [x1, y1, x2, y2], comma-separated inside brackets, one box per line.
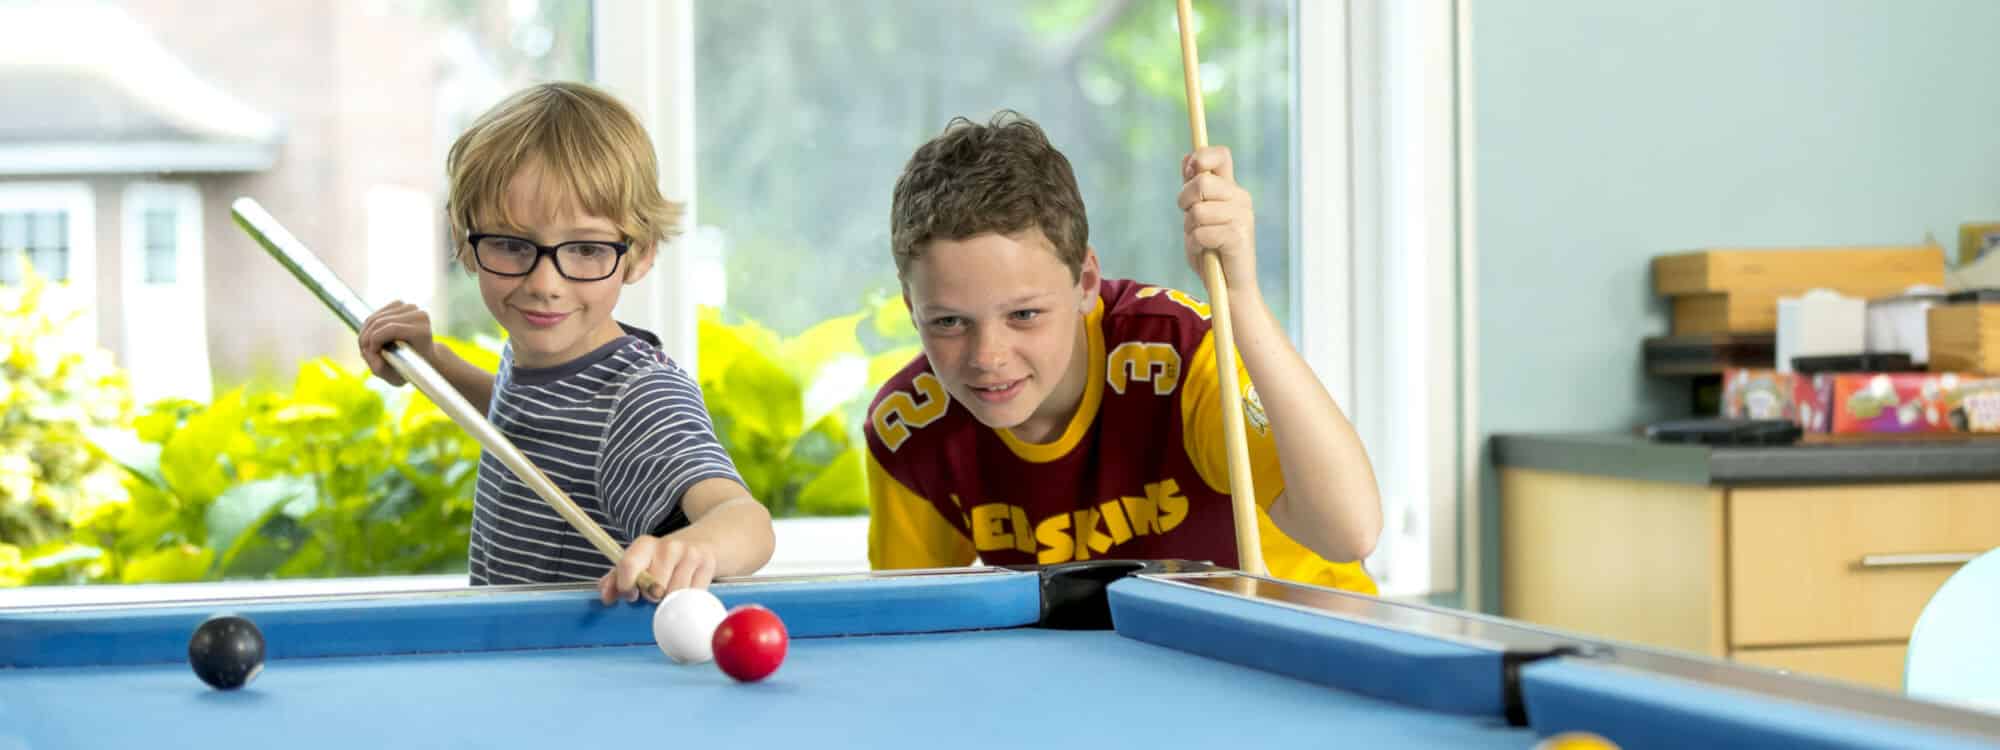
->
[358, 82, 773, 603]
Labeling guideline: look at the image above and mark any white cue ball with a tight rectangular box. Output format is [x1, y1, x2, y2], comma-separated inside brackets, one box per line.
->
[653, 588, 727, 664]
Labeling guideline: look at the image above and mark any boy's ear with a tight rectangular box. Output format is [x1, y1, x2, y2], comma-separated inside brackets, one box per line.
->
[1077, 245, 1101, 311]
[622, 245, 657, 284]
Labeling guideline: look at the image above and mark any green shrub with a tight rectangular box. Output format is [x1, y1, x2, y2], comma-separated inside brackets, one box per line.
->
[36, 348, 492, 586]
[0, 265, 135, 584]
[696, 294, 919, 518]
[0, 272, 920, 587]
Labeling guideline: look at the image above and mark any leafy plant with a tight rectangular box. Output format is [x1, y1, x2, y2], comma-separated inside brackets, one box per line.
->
[13, 344, 492, 587]
[696, 293, 920, 518]
[0, 263, 135, 584]
[1, 257, 927, 588]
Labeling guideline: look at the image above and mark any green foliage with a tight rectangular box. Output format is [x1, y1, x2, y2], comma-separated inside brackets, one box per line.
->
[68, 357, 482, 585]
[697, 294, 920, 518]
[2, 250, 921, 586]
[3, 337, 485, 586]
[866, 293, 924, 386]
[0, 264, 134, 583]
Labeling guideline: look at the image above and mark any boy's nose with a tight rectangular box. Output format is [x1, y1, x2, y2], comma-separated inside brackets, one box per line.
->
[522, 254, 566, 295]
[969, 332, 1010, 372]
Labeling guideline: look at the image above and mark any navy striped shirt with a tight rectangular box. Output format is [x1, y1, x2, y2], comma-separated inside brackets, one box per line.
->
[469, 333, 741, 585]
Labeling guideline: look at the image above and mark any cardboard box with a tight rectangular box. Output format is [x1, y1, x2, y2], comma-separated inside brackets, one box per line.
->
[1653, 246, 1945, 297]
[1674, 284, 1937, 335]
[1927, 303, 2000, 374]
[1674, 292, 1782, 335]
[1958, 387, 2000, 432]
[1941, 376, 2000, 433]
[1721, 367, 1802, 421]
[1810, 372, 1954, 435]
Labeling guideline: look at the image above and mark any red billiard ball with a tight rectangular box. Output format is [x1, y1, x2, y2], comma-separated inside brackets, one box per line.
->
[711, 605, 786, 682]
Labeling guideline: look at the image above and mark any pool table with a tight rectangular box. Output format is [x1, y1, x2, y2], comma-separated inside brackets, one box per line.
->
[2, 561, 1996, 749]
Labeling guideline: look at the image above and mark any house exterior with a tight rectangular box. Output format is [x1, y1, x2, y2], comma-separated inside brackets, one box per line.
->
[1, 2, 446, 404]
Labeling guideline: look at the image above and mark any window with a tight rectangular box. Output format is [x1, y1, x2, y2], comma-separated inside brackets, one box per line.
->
[0, 211, 70, 284]
[6, 1, 1435, 597]
[591, 0, 1312, 573]
[598, 1, 1313, 574]
[432, 3, 595, 341]
[0, 2, 591, 592]
[142, 208, 176, 284]
[690, 1, 1298, 338]
[0, 184, 95, 319]
[0, 214, 21, 285]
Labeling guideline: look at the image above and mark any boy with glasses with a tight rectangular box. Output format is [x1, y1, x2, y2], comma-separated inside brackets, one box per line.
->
[357, 82, 774, 603]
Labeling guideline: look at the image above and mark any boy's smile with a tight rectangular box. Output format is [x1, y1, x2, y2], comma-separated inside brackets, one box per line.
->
[968, 377, 1026, 404]
[473, 161, 652, 369]
[516, 309, 572, 329]
[903, 227, 1099, 444]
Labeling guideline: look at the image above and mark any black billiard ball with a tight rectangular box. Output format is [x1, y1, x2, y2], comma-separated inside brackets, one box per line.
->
[187, 614, 265, 690]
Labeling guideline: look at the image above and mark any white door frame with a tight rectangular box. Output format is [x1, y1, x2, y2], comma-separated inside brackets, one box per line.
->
[1296, 1, 1355, 414]
[1325, 0, 1469, 601]
[119, 180, 212, 403]
[1451, 0, 1481, 612]
[593, 0, 700, 372]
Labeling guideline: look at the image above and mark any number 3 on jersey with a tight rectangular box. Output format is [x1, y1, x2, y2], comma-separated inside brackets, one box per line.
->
[1107, 342, 1182, 396]
[873, 373, 950, 451]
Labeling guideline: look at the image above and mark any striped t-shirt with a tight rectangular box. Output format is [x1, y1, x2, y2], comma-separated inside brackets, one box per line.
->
[469, 331, 742, 585]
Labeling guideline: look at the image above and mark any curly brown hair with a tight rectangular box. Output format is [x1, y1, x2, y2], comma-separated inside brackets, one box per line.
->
[890, 111, 1089, 281]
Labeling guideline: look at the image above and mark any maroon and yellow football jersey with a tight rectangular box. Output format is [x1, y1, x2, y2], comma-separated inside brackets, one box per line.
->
[862, 278, 1376, 594]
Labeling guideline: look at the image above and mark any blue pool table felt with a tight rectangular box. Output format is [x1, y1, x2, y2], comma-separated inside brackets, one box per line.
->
[0, 627, 1528, 749]
[7, 571, 1994, 750]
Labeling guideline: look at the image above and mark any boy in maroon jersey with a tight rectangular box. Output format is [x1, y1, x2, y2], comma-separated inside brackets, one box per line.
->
[863, 111, 1382, 592]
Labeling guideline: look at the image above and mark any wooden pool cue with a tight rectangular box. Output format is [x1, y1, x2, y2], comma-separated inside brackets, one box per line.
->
[229, 197, 659, 592]
[1175, 0, 1267, 577]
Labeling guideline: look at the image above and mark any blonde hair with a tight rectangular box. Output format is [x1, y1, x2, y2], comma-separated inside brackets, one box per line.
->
[444, 81, 681, 271]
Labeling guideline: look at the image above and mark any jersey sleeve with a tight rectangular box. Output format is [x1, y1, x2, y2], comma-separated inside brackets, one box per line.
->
[1179, 330, 1286, 511]
[865, 449, 974, 570]
[597, 364, 746, 539]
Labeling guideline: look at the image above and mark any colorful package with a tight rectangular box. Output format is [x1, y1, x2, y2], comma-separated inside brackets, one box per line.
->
[1722, 367, 1998, 435]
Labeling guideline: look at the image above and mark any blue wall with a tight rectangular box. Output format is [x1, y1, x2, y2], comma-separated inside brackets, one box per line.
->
[1470, 0, 2000, 611]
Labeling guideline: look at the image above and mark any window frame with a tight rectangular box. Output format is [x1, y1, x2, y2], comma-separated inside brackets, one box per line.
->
[593, 0, 701, 370]
[120, 182, 203, 292]
[0, 182, 99, 339]
[598, 0, 1473, 597]
[118, 180, 212, 404]
[1332, 0, 1472, 602]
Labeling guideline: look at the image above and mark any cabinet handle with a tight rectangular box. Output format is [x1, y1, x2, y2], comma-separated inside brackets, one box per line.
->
[1856, 553, 1981, 569]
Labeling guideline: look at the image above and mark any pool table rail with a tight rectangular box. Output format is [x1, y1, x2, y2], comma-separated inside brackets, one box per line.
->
[0, 569, 1041, 669]
[1128, 571, 2000, 748]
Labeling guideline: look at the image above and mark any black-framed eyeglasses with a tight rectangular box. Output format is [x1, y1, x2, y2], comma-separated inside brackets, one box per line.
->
[468, 232, 630, 282]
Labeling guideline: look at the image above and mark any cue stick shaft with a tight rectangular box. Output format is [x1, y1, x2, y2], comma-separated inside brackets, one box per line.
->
[1175, 0, 1267, 577]
[229, 197, 658, 591]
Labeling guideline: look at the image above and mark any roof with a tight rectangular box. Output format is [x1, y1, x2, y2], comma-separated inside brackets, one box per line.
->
[0, 4, 282, 175]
